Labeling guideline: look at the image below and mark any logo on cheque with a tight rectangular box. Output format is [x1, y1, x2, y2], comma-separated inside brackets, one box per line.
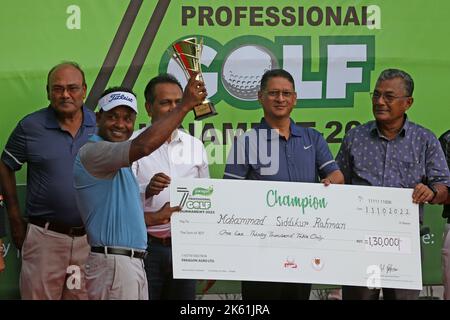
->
[177, 186, 215, 213]
[311, 257, 324, 271]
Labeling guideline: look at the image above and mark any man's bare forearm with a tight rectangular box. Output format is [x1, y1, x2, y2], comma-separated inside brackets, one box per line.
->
[325, 170, 345, 184]
[431, 183, 449, 204]
[0, 161, 21, 223]
[143, 203, 180, 226]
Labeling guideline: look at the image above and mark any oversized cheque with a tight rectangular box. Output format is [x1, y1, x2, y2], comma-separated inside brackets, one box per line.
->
[170, 178, 421, 290]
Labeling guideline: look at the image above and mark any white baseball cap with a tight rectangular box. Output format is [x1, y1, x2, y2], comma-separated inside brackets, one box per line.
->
[98, 91, 138, 114]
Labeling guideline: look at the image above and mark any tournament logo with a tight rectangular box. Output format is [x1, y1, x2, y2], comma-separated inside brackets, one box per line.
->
[192, 186, 214, 196]
[161, 35, 375, 110]
[177, 186, 215, 214]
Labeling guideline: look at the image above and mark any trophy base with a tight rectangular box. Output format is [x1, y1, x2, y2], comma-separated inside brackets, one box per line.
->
[193, 101, 218, 121]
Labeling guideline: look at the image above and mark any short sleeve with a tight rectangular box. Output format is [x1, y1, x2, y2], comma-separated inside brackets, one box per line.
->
[79, 140, 131, 179]
[313, 131, 339, 178]
[1, 122, 27, 171]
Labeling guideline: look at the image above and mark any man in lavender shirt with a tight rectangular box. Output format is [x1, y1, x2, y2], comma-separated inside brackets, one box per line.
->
[336, 68, 450, 300]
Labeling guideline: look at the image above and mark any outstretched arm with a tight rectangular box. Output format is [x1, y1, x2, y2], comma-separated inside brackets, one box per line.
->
[130, 74, 206, 163]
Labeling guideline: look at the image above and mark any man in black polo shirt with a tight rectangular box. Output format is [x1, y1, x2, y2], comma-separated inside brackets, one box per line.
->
[0, 62, 96, 299]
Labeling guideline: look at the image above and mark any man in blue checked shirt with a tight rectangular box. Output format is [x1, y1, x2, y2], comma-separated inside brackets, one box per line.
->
[223, 69, 344, 300]
[337, 68, 450, 300]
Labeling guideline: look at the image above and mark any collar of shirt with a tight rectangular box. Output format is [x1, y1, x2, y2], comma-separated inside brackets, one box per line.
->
[170, 129, 182, 144]
[369, 115, 411, 139]
[44, 105, 96, 130]
[89, 134, 104, 142]
[258, 117, 303, 141]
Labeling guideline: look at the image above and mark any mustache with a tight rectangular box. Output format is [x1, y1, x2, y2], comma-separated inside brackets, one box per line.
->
[59, 98, 73, 102]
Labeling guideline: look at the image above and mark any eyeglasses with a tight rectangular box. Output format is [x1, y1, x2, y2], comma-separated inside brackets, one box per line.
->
[51, 85, 83, 95]
[265, 90, 296, 98]
[370, 92, 410, 103]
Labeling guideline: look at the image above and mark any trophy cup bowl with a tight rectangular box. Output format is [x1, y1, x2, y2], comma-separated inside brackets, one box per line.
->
[170, 37, 218, 120]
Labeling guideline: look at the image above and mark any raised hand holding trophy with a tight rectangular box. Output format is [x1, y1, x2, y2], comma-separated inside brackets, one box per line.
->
[170, 37, 218, 120]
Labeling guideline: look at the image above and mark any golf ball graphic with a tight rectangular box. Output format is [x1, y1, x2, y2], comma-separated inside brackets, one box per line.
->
[222, 45, 278, 101]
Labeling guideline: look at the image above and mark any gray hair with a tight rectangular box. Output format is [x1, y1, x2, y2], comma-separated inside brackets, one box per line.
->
[376, 68, 414, 96]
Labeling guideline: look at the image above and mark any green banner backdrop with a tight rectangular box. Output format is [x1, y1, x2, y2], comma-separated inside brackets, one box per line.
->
[0, 0, 448, 298]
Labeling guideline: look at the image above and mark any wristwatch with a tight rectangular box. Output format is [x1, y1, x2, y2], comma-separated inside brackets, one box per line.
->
[429, 184, 437, 201]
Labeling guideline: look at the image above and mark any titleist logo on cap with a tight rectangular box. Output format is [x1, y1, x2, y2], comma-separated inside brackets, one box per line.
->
[98, 90, 138, 113]
[108, 93, 134, 103]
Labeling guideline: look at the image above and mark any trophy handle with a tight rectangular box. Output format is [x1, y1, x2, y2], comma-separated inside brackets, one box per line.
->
[169, 37, 218, 120]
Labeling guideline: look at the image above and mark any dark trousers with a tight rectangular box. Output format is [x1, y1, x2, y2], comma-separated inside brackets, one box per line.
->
[241, 281, 311, 300]
[342, 286, 420, 300]
[145, 237, 196, 300]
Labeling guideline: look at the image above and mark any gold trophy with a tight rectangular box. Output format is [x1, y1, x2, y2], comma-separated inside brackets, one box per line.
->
[170, 37, 218, 120]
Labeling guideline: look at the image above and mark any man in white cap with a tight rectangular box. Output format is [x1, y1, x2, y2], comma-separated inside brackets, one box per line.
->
[73, 76, 206, 300]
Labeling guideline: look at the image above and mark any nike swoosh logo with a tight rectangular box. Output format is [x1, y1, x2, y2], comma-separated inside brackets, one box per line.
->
[304, 145, 312, 150]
